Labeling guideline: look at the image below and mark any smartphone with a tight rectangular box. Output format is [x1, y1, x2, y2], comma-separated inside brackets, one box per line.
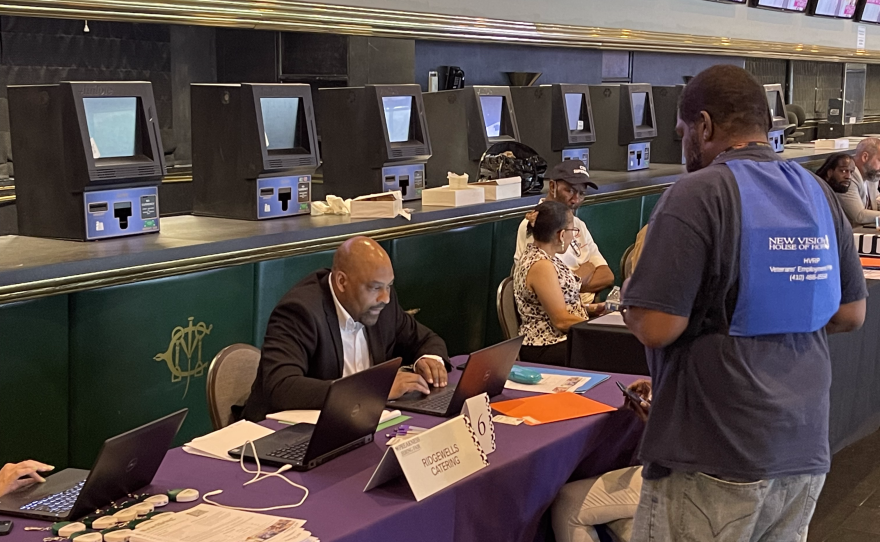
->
[0, 520, 12, 536]
[617, 381, 650, 406]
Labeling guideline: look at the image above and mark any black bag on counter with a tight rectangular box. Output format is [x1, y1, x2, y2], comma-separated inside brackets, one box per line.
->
[479, 141, 546, 195]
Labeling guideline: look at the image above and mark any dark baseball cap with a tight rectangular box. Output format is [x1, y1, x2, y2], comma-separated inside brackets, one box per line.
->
[545, 160, 598, 190]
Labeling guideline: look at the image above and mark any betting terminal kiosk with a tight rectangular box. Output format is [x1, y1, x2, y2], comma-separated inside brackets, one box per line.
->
[510, 84, 596, 170]
[9, 81, 166, 241]
[319, 84, 431, 201]
[764, 84, 789, 153]
[423, 86, 521, 185]
[649, 85, 685, 165]
[191, 83, 319, 220]
[588, 84, 657, 171]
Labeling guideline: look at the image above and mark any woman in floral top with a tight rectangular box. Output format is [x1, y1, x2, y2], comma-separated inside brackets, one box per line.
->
[513, 200, 589, 366]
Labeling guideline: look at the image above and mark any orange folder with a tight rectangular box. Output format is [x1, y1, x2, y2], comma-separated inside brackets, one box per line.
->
[861, 256, 880, 268]
[492, 392, 616, 425]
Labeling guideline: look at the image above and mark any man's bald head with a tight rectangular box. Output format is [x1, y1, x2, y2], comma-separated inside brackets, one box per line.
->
[855, 137, 880, 183]
[331, 236, 394, 326]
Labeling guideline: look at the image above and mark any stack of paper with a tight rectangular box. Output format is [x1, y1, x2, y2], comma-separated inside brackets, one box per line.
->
[268, 409, 402, 426]
[183, 421, 274, 462]
[131, 504, 315, 542]
[505, 374, 589, 394]
[492, 392, 616, 425]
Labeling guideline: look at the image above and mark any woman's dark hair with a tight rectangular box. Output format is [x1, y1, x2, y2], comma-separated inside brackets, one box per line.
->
[527, 201, 572, 243]
[815, 152, 853, 180]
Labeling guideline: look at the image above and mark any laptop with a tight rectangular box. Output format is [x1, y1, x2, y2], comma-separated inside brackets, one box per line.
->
[0, 409, 187, 521]
[229, 357, 402, 471]
[388, 336, 524, 417]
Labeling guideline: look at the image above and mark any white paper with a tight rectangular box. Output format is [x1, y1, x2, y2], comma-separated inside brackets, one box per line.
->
[864, 269, 880, 279]
[183, 421, 274, 462]
[268, 409, 402, 426]
[130, 504, 311, 542]
[504, 374, 590, 394]
[586, 311, 626, 327]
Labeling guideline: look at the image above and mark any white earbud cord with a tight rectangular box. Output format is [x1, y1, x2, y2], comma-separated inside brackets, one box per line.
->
[202, 440, 309, 511]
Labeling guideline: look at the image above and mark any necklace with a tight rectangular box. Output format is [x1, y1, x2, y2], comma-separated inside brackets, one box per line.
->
[712, 141, 772, 164]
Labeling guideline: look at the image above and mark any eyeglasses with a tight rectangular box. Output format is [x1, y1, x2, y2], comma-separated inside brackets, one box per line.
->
[564, 228, 580, 236]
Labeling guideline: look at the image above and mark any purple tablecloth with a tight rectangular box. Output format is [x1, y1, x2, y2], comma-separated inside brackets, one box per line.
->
[5, 360, 644, 542]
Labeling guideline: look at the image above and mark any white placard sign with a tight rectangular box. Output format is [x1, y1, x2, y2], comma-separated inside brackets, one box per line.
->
[461, 392, 496, 454]
[858, 25, 867, 50]
[364, 415, 488, 501]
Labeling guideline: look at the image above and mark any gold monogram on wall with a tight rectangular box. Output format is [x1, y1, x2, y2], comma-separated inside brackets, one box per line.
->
[154, 317, 214, 398]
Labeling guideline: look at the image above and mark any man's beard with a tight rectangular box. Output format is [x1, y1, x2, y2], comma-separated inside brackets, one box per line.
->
[865, 167, 880, 183]
[684, 132, 703, 173]
[829, 179, 850, 194]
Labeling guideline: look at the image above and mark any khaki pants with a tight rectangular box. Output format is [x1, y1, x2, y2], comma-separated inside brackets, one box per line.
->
[552, 466, 644, 542]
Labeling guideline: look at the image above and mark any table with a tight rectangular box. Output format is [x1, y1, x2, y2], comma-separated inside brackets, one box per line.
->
[568, 281, 880, 454]
[5, 360, 644, 542]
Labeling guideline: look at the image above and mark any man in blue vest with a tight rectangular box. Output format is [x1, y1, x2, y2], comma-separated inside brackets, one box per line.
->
[621, 65, 867, 541]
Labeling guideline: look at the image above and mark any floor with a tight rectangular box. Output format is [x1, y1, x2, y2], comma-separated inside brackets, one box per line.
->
[809, 428, 880, 542]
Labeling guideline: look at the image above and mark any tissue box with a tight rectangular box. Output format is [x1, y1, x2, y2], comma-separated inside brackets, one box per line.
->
[350, 191, 402, 219]
[473, 177, 521, 201]
[815, 138, 850, 150]
[422, 186, 485, 207]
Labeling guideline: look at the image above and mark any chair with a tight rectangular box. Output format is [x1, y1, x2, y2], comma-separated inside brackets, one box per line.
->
[206, 343, 261, 430]
[619, 243, 636, 282]
[786, 104, 806, 144]
[496, 276, 521, 340]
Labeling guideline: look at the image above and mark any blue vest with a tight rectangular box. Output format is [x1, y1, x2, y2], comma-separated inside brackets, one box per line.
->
[727, 159, 841, 336]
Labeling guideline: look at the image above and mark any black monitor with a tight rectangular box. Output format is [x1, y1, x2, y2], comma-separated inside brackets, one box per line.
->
[192, 83, 320, 220]
[809, 0, 857, 17]
[620, 84, 657, 145]
[510, 84, 595, 169]
[650, 85, 686, 165]
[856, 0, 880, 23]
[423, 86, 522, 185]
[764, 84, 789, 130]
[9, 81, 166, 240]
[750, 0, 809, 11]
[319, 84, 432, 201]
[588, 83, 657, 172]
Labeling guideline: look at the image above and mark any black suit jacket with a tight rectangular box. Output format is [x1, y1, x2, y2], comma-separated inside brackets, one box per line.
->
[240, 269, 450, 421]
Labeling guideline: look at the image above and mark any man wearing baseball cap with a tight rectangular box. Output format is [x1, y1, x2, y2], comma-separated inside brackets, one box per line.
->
[514, 160, 614, 304]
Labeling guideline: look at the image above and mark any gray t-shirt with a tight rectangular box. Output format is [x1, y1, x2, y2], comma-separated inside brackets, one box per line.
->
[625, 145, 867, 481]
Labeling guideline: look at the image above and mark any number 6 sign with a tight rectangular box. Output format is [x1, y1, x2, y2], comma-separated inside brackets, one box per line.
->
[462, 393, 496, 454]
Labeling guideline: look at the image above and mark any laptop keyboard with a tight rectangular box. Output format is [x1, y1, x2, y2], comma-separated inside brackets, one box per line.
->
[266, 440, 309, 464]
[20, 480, 84, 514]
[419, 388, 455, 411]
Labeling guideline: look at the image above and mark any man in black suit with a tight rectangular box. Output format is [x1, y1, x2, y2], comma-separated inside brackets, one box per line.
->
[241, 236, 450, 421]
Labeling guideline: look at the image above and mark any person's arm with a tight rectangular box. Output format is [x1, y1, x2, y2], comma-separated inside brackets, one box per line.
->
[513, 219, 529, 264]
[259, 301, 333, 411]
[826, 188, 869, 334]
[528, 260, 587, 333]
[826, 299, 866, 334]
[622, 306, 689, 349]
[0, 460, 53, 498]
[838, 181, 880, 226]
[577, 263, 614, 292]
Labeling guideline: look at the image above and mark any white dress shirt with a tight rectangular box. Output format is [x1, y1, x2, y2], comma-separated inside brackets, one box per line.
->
[329, 273, 372, 377]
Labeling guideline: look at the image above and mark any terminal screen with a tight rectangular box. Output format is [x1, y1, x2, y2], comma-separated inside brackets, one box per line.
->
[83, 97, 138, 159]
[480, 95, 504, 138]
[260, 98, 301, 151]
[382, 96, 414, 143]
[565, 93, 587, 132]
[813, 0, 856, 17]
[766, 91, 785, 119]
[631, 92, 652, 128]
[860, 0, 880, 21]
[755, 0, 808, 11]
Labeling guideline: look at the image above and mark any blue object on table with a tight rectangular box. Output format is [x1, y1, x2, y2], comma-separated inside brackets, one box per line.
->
[531, 367, 611, 393]
[509, 365, 543, 384]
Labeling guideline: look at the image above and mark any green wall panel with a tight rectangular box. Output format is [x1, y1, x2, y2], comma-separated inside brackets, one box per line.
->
[0, 296, 69, 469]
[254, 250, 334, 347]
[640, 193, 663, 227]
[577, 197, 643, 286]
[391, 224, 493, 357]
[68, 265, 255, 468]
[484, 216, 523, 347]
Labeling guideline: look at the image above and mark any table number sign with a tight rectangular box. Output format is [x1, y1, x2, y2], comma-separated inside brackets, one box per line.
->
[461, 393, 496, 454]
[364, 415, 488, 501]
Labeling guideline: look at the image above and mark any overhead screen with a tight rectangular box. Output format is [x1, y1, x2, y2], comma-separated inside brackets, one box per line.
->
[260, 97, 301, 151]
[813, 0, 857, 17]
[859, 0, 880, 22]
[480, 95, 504, 138]
[564, 93, 587, 132]
[83, 97, 138, 159]
[631, 92, 653, 129]
[382, 95, 414, 143]
[754, 0, 808, 11]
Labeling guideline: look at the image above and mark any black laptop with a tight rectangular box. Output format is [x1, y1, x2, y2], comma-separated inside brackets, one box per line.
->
[230, 357, 402, 471]
[388, 336, 524, 417]
[0, 409, 187, 521]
